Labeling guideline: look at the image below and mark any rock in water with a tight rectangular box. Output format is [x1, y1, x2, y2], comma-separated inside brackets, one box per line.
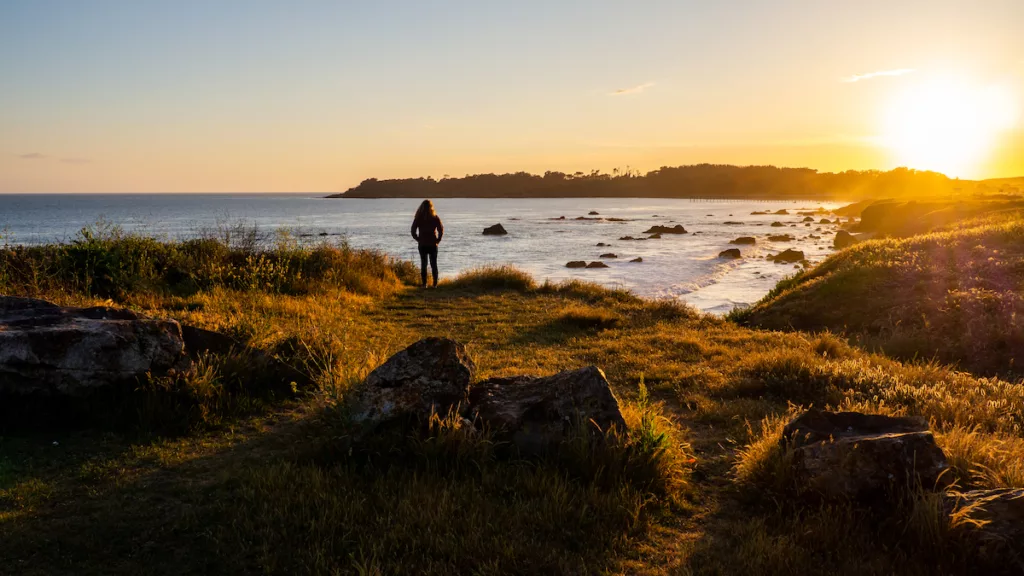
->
[730, 236, 756, 245]
[782, 409, 948, 500]
[469, 366, 627, 453]
[629, 257, 643, 263]
[771, 221, 785, 227]
[585, 261, 609, 268]
[588, 210, 600, 215]
[565, 261, 587, 268]
[642, 224, 687, 234]
[718, 249, 742, 259]
[767, 234, 795, 242]
[768, 249, 805, 263]
[349, 337, 476, 425]
[834, 229, 858, 249]
[599, 253, 617, 258]
[482, 223, 508, 235]
[0, 296, 186, 397]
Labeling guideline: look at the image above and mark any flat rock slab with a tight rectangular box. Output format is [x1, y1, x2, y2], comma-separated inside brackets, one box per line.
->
[349, 337, 476, 424]
[468, 366, 626, 454]
[0, 296, 185, 397]
[946, 489, 1024, 550]
[783, 409, 948, 500]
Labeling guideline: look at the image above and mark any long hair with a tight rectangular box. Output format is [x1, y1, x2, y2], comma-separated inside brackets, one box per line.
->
[414, 199, 436, 223]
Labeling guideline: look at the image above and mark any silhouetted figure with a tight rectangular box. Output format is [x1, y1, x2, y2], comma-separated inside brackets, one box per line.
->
[411, 199, 444, 287]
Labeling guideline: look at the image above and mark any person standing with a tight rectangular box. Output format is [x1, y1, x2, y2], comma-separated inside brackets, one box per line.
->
[411, 199, 443, 288]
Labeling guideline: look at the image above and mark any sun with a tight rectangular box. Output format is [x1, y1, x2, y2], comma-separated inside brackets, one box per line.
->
[882, 75, 1019, 178]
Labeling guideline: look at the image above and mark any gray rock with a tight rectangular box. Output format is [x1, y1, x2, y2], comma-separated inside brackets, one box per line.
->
[0, 296, 186, 397]
[349, 337, 476, 424]
[469, 366, 627, 453]
[783, 409, 949, 500]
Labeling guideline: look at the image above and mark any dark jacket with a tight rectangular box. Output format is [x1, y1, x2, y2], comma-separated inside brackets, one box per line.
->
[411, 215, 443, 246]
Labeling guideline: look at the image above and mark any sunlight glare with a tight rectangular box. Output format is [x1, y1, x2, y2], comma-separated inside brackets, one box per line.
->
[882, 75, 1019, 177]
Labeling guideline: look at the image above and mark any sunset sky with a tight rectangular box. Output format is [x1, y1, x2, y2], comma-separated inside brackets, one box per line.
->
[2, 0, 1023, 193]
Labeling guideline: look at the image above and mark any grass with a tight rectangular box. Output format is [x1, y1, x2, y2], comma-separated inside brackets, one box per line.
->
[738, 211, 1024, 379]
[2, 232, 1024, 574]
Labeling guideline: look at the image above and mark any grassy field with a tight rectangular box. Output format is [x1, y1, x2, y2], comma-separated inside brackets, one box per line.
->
[737, 211, 1024, 380]
[2, 228, 1023, 574]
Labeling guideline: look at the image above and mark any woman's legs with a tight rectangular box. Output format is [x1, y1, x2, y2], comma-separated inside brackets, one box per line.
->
[428, 246, 439, 286]
[417, 245, 429, 287]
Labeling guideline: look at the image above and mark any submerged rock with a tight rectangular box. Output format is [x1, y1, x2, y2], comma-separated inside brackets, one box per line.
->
[586, 261, 609, 268]
[349, 337, 476, 425]
[469, 366, 627, 453]
[565, 261, 587, 268]
[723, 221, 744, 225]
[718, 248, 742, 259]
[482, 223, 508, 235]
[771, 222, 785, 227]
[599, 253, 617, 259]
[648, 233, 662, 239]
[0, 296, 186, 397]
[783, 409, 948, 500]
[730, 236, 756, 245]
[588, 211, 600, 215]
[767, 234, 795, 242]
[629, 257, 643, 263]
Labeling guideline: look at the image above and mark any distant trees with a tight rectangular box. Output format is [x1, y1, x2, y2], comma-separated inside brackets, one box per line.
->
[334, 164, 960, 200]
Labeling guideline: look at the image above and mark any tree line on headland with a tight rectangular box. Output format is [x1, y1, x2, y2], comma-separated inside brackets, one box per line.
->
[330, 164, 993, 200]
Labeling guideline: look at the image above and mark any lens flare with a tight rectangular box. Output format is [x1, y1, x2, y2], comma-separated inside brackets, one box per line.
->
[882, 75, 1019, 177]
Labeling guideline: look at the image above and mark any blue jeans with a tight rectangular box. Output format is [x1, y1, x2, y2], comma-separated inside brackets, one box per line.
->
[418, 244, 438, 286]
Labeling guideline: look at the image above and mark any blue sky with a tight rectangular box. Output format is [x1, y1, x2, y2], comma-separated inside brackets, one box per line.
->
[2, 0, 1023, 191]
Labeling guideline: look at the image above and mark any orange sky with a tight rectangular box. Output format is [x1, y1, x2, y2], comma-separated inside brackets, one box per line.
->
[1, 1, 1022, 192]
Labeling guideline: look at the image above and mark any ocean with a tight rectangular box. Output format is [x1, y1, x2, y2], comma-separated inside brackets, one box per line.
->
[0, 194, 844, 314]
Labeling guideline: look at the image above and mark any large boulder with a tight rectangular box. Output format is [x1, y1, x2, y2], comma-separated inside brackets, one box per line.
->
[0, 296, 186, 397]
[482, 223, 508, 235]
[782, 409, 949, 500]
[468, 366, 626, 453]
[834, 229, 858, 249]
[349, 337, 476, 425]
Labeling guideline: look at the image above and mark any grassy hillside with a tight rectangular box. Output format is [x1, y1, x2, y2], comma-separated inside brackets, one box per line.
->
[737, 211, 1024, 379]
[3, 231, 1024, 574]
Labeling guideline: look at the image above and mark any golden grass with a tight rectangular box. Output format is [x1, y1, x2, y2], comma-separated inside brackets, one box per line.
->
[3, 254, 1024, 574]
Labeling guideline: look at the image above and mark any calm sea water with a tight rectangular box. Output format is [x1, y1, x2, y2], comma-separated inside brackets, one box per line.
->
[0, 194, 844, 313]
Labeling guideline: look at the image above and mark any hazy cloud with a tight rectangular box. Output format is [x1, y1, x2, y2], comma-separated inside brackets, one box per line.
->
[610, 82, 655, 96]
[842, 69, 915, 83]
[16, 153, 91, 164]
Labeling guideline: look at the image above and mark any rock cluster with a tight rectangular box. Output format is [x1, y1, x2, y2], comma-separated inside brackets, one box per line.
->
[642, 224, 687, 234]
[349, 338, 627, 453]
